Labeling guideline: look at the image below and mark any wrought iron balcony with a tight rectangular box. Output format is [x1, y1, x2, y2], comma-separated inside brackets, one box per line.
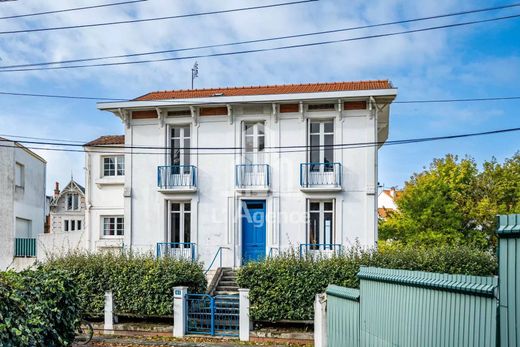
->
[235, 164, 270, 191]
[15, 238, 36, 257]
[156, 242, 196, 260]
[300, 162, 342, 191]
[157, 165, 197, 192]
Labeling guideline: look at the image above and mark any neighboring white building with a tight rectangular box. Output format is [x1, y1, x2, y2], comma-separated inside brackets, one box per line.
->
[92, 80, 397, 268]
[0, 138, 46, 270]
[49, 179, 86, 234]
[377, 187, 401, 219]
[84, 135, 125, 251]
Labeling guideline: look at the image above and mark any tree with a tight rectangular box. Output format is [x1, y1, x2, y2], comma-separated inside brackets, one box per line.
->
[379, 152, 520, 250]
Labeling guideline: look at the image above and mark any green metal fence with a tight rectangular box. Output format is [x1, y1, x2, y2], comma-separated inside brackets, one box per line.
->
[326, 285, 359, 347]
[497, 214, 520, 347]
[15, 238, 37, 257]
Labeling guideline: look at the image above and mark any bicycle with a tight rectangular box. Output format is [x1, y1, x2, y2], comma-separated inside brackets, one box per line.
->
[74, 319, 94, 345]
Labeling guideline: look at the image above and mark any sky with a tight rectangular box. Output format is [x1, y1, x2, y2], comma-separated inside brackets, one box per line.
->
[0, 0, 519, 193]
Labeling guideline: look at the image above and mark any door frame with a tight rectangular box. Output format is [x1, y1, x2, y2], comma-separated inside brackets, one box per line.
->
[240, 199, 267, 264]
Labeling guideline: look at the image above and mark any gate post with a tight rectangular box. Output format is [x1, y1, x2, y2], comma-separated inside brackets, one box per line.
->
[104, 291, 114, 333]
[173, 286, 188, 338]
[239, 288, 250, 341]
[314, 293, 327, 347]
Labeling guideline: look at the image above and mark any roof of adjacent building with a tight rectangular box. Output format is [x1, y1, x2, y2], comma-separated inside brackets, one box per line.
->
[0, 136, 47, 163]
[84, 135, 125, 146]
[134, 80, 394, 101]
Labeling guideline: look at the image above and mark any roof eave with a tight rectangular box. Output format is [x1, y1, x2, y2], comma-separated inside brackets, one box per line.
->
[97, 88, 398, 111]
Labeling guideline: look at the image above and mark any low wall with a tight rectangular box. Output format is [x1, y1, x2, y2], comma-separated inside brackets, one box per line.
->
[37, 231, 87, 261]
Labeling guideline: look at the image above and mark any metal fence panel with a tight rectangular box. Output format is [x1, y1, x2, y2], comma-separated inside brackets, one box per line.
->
[326, 285, 360, 347]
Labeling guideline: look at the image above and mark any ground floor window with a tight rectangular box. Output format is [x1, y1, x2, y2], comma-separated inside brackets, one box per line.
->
[102, 216, 124, 237]
[169, 202, 191, 247]
[64, 219, 82, 232]
[307, 200, 334, 249]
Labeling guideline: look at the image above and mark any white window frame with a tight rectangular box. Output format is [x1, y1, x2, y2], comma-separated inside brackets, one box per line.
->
[307, 199, 335, 246]
[308, 119, 334, 168]
[66, 193, 80, 211]
[15, 162, 24, 188]
[242, 121, 265, 165]
[102, 216, 124, 238]
[102, 155, 125, 177]
[167, 201, 191, 247]
[63, 219, 82, 232]
[170, 125, 191, 167]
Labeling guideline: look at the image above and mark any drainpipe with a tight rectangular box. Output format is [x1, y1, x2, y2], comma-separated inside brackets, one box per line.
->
[85, 150, 92, 250]
[369, 96, 379, 246]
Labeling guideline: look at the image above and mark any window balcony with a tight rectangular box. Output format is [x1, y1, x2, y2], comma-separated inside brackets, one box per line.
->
[235, 164, 270, 192]
[157, 165, 197, 193]
[300, 162, 342, 192]
[15, 238, 36, 257]
[156, 242, 196, 260]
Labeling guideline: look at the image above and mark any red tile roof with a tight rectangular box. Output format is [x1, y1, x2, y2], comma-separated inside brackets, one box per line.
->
[135, 80, 393, 101]
[84, 135, 125, 146]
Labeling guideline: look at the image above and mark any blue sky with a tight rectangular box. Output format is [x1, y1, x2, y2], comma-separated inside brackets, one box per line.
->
[0, 0, 519, 192]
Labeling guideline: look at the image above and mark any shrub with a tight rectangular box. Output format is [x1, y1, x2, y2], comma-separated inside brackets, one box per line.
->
[0, 269, 81, 347]
[237, 244, 497, 321]
[40, 251, 207, 317]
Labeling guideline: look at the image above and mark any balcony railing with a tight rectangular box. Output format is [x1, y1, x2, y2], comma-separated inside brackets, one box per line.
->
[156, 242, 196, 260]
[300, 162, 342, 189]
[15, 238, 36, 257]
[157, 165, 197, 190]
[235, 164, 270, 190]
[299, 243, 343, 258]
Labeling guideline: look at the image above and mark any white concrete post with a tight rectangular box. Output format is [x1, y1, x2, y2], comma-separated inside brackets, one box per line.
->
[239, 288, 251, 342]
[173, 286, 188, 338]
[104, 291, 114, 333]
[314, 293, 327, 347]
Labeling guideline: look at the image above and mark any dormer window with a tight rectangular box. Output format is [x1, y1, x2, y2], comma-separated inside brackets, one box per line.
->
[66, 193, 80, 211]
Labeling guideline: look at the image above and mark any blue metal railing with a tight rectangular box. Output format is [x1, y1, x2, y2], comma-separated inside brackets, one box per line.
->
[268, 247, 279, 258]
[156, 242, 196, 260]
[157, 165, 197, 189]
[15, 238, 36, 257]
[300, 162, 342, 188]
[299, 243, 343, 258]
[185, 293, 239, 336]
[205, 247, 229, 274]
[235, 164, 270, 189]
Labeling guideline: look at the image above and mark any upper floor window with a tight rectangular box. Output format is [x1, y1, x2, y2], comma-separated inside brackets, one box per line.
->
[15, 162, 24, 188]
[103, 216, 124, 237]
[308, 120, 334, 170]
[170, 125, 191, 167]
[243, 121, 265, 165]
[66, 193, 80, 211]
[103, 156, 125, 177]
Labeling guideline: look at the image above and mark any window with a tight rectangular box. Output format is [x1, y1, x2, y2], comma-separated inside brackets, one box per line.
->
[308, 200, 334, 248]
[243, 121, 265, 165]
[170, 126, 191, 173]
[66, 193, 80, 210]
[103, 156, 125, 177]
[309, 120, 334, 171]
[63, 219, 82, 232]
[169, 202, 191, 246]
[15, 162, 24, 188]
[102, 216, 124, 237]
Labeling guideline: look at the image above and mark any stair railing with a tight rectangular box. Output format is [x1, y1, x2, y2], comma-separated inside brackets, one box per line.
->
[205, 247, 230, 275]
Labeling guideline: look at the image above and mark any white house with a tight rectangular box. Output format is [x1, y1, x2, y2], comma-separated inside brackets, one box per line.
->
[377, 187, 401, 219]
[84, 135, 125, 251]
[93, 80, 397, 269]
[0, 138, 46, 270]
[49, 179, 86, 234]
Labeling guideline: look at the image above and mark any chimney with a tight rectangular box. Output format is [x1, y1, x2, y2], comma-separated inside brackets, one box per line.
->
[390, 187, 396, 198]
[54, 182, 60, 198]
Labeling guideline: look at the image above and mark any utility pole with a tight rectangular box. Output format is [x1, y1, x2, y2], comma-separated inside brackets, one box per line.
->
[191, 61, 199, 89]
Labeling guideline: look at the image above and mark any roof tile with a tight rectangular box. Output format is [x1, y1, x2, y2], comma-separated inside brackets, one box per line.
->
[84, 135, 125, 146]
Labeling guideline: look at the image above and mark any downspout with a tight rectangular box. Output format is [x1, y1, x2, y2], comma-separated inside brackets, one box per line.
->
[85, 149, 91, 250]
[369, 96, 379, 247]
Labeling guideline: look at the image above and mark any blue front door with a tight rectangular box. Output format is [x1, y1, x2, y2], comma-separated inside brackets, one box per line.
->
[242, 200, 266, 263]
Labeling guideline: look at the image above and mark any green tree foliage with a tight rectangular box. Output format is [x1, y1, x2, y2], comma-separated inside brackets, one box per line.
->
[40, 252, 207, 317]
[237, 245, 496, 321]
[0, 269, 81, 347]
[379, 152, 520, 249]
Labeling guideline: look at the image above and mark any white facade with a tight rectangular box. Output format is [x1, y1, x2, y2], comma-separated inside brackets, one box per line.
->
[0, 138, 46, 270]
[84, 142, 125, 251]
[95, 82, 397, 268]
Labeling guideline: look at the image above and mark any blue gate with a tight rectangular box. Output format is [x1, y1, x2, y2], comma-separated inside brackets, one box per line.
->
[185, 294, 239, 336]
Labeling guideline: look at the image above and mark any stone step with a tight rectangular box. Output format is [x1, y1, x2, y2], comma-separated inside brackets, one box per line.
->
[219, 280, 237, 285]
[214, 290, 239, 295]
[216, 286, 239, 292]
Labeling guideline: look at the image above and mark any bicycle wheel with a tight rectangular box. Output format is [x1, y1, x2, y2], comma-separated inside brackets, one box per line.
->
[74, 320, 94, 345]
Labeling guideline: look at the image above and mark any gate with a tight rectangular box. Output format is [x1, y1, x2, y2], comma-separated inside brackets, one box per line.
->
[185, 294, 239, 336]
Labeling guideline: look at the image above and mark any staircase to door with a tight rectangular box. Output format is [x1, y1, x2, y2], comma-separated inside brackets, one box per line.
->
[208, 267, 239, 295]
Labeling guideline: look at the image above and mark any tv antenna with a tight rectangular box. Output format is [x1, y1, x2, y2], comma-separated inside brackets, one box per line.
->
[191, 61, 199, 89]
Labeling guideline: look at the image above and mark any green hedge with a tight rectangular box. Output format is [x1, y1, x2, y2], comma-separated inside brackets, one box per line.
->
[237, 245, 497, 321]
[41, 252, 207, 317]
[0, 269, 81, 346]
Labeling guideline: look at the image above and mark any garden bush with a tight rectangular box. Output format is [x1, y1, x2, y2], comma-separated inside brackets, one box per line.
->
[0, 269, 81, 346]
[40, 251, 207, 317]
[237, 244, 497, 321]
